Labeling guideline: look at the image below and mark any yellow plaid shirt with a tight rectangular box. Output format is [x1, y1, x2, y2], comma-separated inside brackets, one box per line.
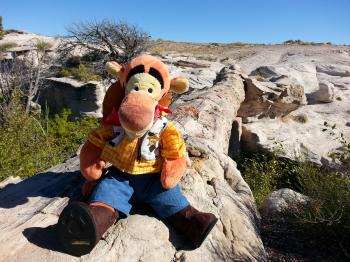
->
[88, 122, 186, 175]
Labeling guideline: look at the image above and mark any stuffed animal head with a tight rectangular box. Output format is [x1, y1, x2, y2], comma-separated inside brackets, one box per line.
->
[104, 55, 189, 139]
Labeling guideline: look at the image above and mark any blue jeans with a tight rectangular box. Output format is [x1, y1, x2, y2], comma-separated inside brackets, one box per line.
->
[89, 167, 189, 218]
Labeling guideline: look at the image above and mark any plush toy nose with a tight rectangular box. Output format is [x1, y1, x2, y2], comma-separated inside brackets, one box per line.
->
[118, 92, 157, 134]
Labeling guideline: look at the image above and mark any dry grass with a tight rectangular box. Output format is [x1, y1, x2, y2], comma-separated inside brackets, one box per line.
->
[0, 42, 18, 52]
[292, 113, 308, 123]
[256, 75, 265, 82]
[191, 158, 202, 174]
[149, 40, 258, 58]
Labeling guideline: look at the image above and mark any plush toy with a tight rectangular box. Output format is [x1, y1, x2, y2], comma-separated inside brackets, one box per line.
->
[57, 55, 217, 256]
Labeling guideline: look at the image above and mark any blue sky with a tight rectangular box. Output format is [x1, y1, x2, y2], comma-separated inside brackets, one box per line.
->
[2, 0, 350, 44]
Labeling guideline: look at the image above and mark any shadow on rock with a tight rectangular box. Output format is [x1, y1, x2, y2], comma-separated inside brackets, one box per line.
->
[22, 225, 65, 254]
[0, 170, 83, 209]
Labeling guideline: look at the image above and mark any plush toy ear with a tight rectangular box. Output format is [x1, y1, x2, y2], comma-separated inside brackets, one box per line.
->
[102, 81, 125, 118]
[106, 61, 123, 78]
[170, 77, 189, 94]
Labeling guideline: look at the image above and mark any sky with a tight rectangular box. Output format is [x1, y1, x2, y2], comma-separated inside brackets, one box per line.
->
[1, 0, 350, 44]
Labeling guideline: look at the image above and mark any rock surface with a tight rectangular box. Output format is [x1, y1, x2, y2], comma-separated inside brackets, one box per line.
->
[39, 77, 109, 117]
[164, 55, 225, 90]
[261, 189, 309, 218]
[0, 67, 266, 261]
[231, 46, 350, 166]
[238, 77, 306, 119]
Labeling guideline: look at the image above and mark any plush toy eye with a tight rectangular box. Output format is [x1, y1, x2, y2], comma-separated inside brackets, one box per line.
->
[148, 88, 153, 93]
[134, 86, 139, 91]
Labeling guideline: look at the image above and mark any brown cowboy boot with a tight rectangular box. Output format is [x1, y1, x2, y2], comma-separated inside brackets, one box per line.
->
[166, 205, 218, 248]
[57, 202, 118, 256]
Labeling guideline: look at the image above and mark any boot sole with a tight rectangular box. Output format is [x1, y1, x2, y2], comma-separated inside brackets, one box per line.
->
[57, 203, 97, 256]
[196, 216, 218, 248]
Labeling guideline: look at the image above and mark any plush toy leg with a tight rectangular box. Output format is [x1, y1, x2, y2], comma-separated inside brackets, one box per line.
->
[166, 205, 218, 248]
[57, 202, 118, 256]
[81, 180, 98, 200]
[160, 156, 187, 189]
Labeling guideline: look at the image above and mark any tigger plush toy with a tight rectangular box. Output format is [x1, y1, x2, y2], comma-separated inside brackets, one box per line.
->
[57, 55, 217, 256]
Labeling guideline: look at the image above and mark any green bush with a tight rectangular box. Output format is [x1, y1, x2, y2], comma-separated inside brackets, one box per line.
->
[0, 108, 99, 181]
[296, 165, 350, 250]
[296, 122, 350, 252]
[238, 123, 350, 256]
[237, 151, 299, 206]
[58, 64, 102, 82]
[58, 68, 72, 77]
[65, 56, 81, 67]
[34, 41, 53, 51]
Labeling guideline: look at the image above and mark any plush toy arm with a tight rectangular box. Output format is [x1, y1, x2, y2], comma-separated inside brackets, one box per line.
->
[160, 122, 187, 189]
[161, 156, 187, 189]
[80, 141, 106, 181]
[80, 125, 114, 181]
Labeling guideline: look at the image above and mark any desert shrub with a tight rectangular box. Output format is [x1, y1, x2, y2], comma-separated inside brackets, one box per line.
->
[58, 68, 71, 77]
[151, 47, 163, 56]
[296, 165, 350, 251]
[65, 56, 81, 67]
[81, 51, 106, 62]
[58, 64, 101, 82]
[255, 75, 265, 82]
[237, 151, 299, 206]
[238, 122, 350, 257]
[283, 39, 325, 46]
[0, 107, 99, 181]
[0, 42, 18, 52]
[48, 109, 99, 158]
[34, 41, 53, 51]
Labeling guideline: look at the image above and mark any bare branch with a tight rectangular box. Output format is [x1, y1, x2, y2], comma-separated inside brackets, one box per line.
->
[57, 19, 150, 64]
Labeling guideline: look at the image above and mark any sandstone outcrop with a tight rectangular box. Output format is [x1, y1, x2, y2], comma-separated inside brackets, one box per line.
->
[39, 77, 108, 117]
[234, 46, 350, 166]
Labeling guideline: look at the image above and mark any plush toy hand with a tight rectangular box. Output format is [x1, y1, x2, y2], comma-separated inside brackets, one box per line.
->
[80, 141, 106, 181]
[160, 156, 187, 189]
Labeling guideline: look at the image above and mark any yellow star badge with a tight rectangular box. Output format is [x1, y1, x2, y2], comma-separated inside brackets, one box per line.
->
[147, 134, 159, 146]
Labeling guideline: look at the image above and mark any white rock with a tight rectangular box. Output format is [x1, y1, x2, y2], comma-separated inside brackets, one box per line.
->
[39, 77, 109, 117]
[309, 81, 335, 102]
[235, 45, 350, 166]
[261, 188, 309, 217]
[238, 77, 306, 119]
[316, 64, 350, 77]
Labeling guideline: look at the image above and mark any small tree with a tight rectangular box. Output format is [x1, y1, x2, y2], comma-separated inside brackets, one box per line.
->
[24, 41, 53, 113]
[0, 16, 4, 39]
[0, 40, 54, 121]
[58, 19, 150, 65]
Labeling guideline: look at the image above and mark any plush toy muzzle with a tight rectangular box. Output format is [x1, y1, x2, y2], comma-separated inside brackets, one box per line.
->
[118, 91, 157, 139]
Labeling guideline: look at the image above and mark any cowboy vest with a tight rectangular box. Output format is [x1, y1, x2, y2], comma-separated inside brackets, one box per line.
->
[108, 116, 169, 161]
